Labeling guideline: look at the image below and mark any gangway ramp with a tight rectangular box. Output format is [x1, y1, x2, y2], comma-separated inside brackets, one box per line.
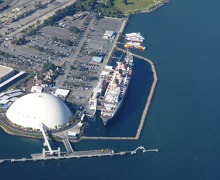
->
[62, 138, 74, 153]
[39, 123, 53, 155]
[39, 123, 60, 156]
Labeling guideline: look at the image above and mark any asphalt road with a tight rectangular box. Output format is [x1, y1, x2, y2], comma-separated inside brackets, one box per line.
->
[7, 0, 77, 37]
[56, 14, 95, 88]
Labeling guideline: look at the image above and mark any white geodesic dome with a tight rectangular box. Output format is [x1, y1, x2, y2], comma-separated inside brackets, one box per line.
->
[6, 93, 72, 129]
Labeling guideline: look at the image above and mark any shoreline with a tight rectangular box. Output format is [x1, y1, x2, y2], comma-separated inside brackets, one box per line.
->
[0, 2, 163, 141]
[124, 0, 170, 15]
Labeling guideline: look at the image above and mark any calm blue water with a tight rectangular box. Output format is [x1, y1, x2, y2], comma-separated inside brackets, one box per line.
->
[1, 0, 220, 179]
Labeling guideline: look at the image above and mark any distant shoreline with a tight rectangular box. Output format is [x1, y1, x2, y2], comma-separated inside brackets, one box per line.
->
[121, 0, 170, 16]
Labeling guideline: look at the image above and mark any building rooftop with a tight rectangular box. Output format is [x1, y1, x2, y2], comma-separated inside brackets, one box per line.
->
[91, 56, 103, 63]
[0, 65, 13, 78]
[0, 71, 25, 88]
[6, 93, 73, 129]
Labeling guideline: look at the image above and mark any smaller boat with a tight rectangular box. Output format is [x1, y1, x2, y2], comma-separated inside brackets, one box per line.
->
[124, 44, 133, 49]
[125, 37, 144, 42]
[124, 42, 140, 49]
[134, 45, 146, 51]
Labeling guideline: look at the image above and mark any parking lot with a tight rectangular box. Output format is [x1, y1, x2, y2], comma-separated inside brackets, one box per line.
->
[0, 9, 124, 109]
[0, 13, 90, 69]
[65, 17, 124, 107]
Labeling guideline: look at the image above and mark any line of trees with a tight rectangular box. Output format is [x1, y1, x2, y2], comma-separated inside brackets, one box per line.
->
[44, 0, 96, 26]
[42, 62, 57, 73]
[43, 0, 124, 26]
[52, 36, 73, 46]
[97, 0, 123, 18]
[69, 26, 80, 34]
[122, 0, 128, 5]
[11, 37, 28, 45]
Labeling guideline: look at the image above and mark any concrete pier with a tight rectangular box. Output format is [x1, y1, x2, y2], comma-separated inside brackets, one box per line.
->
[0, 146, 158, 164]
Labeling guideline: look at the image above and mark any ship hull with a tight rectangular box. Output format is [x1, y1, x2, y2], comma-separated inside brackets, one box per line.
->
[100, 51, 133, 125]
[101, 74, 131, 125]
[101, 97, 123, 125]
[125, 38, 143, 43]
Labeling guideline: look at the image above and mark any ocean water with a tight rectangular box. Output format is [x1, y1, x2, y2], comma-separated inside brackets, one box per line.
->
[1, 0, 220, 179]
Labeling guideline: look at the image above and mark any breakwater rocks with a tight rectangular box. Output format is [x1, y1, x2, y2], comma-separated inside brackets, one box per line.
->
[133, 53, 158, 140]
[116, 48, 158, 140]
[81, 136, 136, 141]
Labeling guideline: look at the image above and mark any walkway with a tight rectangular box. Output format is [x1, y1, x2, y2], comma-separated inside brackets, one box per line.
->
[0, 146, 158, 164]
[62, 138, 74, 153]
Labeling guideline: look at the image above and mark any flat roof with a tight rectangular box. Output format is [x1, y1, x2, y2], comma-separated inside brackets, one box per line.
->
[0, 99, 9, 104]
[54, 88, 70, 97]
[7, 92, 24, 97]
[9, 97, 19, 102]
[0, 71, 25, 88]
[6, 89, 22, 94]
[0, 65, 13, 78]
[0, 95, 10, 100]
[91, 56, 103, 63]
[31, 86, 43, 93]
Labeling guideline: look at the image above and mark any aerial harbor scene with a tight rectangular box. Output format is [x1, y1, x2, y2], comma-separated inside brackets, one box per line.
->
[1, 0, 220, 179]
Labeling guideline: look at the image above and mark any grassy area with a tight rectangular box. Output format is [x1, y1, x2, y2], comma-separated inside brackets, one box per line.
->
[0, 120, 43, 139]
[114, 0, 165, 14]
[0, 119, 64, 142]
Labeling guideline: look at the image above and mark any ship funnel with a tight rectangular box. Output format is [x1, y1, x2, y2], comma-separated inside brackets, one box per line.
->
[114, 79, 119, 88]
[121, 62, 126, 69]
[118, 73, 122, 79]
[118, 69, 122, 79]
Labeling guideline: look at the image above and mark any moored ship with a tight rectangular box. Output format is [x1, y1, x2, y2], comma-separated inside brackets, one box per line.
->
[126, 32, 145, 40]
[125, 32, 145, 42]
[125, 37, 144, 42]
[124, 42, 146, 50]
[100, 51, 133, 125]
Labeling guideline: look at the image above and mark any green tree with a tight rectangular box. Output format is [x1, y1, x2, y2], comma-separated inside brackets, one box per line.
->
[42, 62, 56, 72]
[29, 29, 37, 36]
[11, 37, 27, 45]
[44, 16, 55, 26]
[122, 0, 127, 5]
[69, 26, 80, 34]
[36, 19, 41, 25]
[38, 74, 45, 80]
[63, 39, 73, 46]
[52, 36, 58, 42]
[54, 69, 59, 76]
[55, 52, 61, 58]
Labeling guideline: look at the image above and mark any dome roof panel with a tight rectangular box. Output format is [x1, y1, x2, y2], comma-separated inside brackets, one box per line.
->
[6, 93, 73, 129]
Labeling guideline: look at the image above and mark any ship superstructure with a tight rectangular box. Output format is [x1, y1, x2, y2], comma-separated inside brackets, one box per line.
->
[100, 51, 133, 125]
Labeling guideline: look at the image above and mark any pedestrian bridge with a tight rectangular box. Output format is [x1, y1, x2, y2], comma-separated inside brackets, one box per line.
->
[62, 138, 74, 153]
